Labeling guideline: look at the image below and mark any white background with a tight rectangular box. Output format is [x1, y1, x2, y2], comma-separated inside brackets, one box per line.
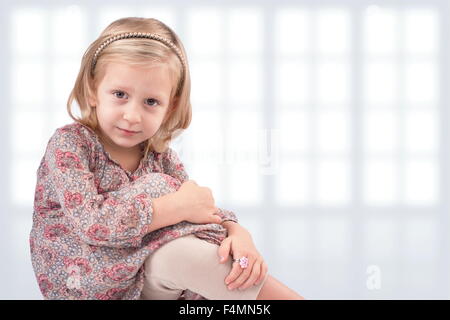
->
[0, 0, 448, 299]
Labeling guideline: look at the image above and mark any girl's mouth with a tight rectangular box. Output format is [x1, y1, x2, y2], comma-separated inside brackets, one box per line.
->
[117, 127, 140, 136]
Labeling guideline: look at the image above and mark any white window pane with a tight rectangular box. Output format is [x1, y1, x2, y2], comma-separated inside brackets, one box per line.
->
[187, 8, 222, 56]
[12, 60, 46, 106]
[276, 219, 310, 259]
[275, 8, 310, 55]
[364, 218, 397, 260]
[12, 112, 46, 154]
[316, 218, 350, 261]
[405, 110, 438, 154]
[228, 8, 263, 54]
[11, 8, 46, 55]
[237, 217, 264, 251]
[317, 110, 350, 154]
[51, 59, 80, 105]
[53, 111, 75, 130]
[315, 263, 351, 297]
[228, 59, 263, 106]
[227, 111, 260, 163]
[50, 6, 86, 56]
[316, 159, 350, 205]
[174, 129, 195, 168]
[97, 7, 138, 34]
[404, 9, 438, 55]
[275, 60, 309, 105]
[141, 8, 177, 30]
[12, 158, 39, 206]
[11, 216, 33, 261]
[401, 263, 438, 295]
[229, 164, 261, 205]
[189, 163, 223, 207]
[190, 111, 223, 164]
[363, 159, 398, 205]
[404, 62, 438, 105]
[364, 62, 398, 105]
[278, 110, 310, 154]
[404, 160, 438, 205]
[317, 62, 350, 105]
[404, 219, 438, 261]
[171, 138, 190, 167]
[191, 60, 222, 106]
[364, 110, 398, 154]
[275, 160, 309, 206]
[66, 100, 81, 120]
[317, 9, 350, 55]
[364, 8, 398, 55]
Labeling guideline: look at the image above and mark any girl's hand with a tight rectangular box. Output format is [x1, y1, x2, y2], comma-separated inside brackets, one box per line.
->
[174, 180, 222, 225]
[217, 225, 268, 291]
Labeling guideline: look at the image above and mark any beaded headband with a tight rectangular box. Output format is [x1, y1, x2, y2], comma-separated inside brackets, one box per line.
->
[91, 32, 186, 75]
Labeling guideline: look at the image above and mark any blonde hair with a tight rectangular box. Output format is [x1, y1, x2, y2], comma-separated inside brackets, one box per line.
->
[67, 17, 192, 157]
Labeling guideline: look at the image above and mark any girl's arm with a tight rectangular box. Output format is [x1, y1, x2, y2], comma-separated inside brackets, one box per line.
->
[149, 180, 222, 233]
[145, 194, 182, 233]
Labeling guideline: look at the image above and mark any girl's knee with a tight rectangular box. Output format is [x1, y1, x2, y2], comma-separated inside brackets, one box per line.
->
[141, 273, 184, 299]
[146, 236, 208, 272]
[151, 235, 221, 276]
[144, 235, 218, 292]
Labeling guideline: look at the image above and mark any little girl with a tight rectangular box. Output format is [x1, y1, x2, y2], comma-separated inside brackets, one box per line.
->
[29, 17, 304, 300]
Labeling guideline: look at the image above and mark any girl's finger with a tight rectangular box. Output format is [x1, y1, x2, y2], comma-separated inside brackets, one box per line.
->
[238, 259, 262, 290]
[224, 259, 243, 286]
[226, 255, 255, 290]
[255, 261, 268, 285]
[217, 238, 231, 263]
[212, 214, 222, 224]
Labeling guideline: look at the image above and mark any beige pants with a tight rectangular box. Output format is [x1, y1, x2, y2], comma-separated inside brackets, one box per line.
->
[140, 234, 268, 300]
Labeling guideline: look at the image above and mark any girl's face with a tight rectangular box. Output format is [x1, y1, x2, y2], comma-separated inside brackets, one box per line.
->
[89, 61, 174, 153]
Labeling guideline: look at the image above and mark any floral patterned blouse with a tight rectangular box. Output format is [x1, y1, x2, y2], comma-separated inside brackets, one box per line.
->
[29, 122, 238, 300]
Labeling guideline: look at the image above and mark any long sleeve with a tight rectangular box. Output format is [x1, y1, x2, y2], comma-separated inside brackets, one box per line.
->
[46, 128, 157, 248]
[160, 147, 239, 224]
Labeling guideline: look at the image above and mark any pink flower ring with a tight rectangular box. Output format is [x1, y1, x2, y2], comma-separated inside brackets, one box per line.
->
[233, 256, 249, 269]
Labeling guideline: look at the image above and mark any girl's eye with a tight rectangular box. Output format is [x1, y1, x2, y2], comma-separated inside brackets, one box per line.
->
[145, 98, 159, 107]
[113, 91, 127, 99]
[113, 91, 159, 107]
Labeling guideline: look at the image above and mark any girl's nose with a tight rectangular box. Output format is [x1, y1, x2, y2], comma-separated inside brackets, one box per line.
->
[122, 103, 141, 124]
